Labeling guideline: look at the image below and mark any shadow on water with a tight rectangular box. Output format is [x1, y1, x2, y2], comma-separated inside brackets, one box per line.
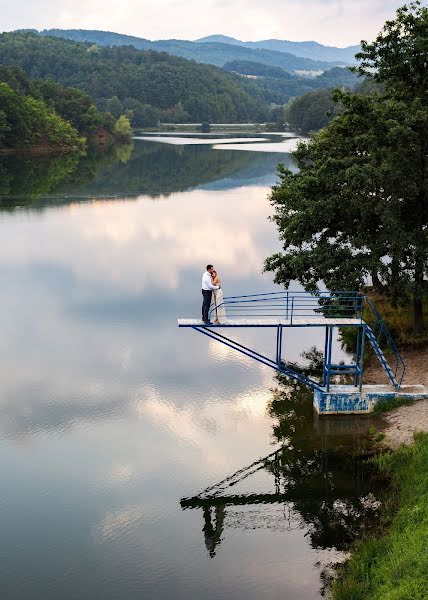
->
[181, 353, 387, 591]
[0, 138, 297, 209]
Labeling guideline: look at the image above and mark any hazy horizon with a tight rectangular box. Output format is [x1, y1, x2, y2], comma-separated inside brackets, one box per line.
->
[3, 28, 362, 48]
[0, 0, 407, 47]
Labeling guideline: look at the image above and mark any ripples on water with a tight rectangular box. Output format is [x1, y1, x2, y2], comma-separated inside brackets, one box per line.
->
[0, 135, 383, 599]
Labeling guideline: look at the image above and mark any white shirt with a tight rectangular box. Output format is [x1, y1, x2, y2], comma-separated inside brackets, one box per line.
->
[202, 271, 219, 291]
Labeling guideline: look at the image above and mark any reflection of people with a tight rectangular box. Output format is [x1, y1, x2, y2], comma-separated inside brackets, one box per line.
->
[211, 270, 226, 323]
[203, 505, 225, 558]
[202, 264, 220, 324]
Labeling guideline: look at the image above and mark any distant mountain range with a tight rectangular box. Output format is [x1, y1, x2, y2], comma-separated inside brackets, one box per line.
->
[196, 35, 360, 65]
[34, 29, 357, 74]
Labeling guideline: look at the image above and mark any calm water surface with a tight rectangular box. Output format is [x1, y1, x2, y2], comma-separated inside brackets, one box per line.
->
[0, 135, 381, 599]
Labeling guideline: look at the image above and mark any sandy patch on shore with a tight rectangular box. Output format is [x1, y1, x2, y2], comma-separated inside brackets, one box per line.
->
[365, 346, 428, 387]
[364, 346, 428, 448]
[381, 401, 428, 448]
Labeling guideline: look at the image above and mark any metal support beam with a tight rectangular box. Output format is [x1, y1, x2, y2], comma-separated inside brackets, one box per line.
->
[276, 326, 283, 367]
[358, 325, 366, 392]
[192, 325, 322, 391]
[325, 326, 333, 392]
[323, 326, 329, 387]
[354, 326, 362, 388]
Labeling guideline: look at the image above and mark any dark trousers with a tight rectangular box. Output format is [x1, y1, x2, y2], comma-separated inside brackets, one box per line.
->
[202, 289, 212, 322]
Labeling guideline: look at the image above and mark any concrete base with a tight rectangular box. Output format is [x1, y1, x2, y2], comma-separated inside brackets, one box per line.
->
[314, 384, 428, 415]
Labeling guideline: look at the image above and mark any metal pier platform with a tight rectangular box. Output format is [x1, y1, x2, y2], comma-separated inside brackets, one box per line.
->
[178, 317, 362, 327]
[178, 291, 418, 413]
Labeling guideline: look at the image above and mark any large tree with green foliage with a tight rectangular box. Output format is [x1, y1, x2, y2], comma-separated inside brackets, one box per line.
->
[265, 2, 428, 333]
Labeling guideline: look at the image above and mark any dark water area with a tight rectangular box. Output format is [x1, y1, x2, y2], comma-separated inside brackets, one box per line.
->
[0, 135, 384, 599]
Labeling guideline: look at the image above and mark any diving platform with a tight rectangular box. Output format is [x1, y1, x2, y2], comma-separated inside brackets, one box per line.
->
[178, 317, 362, 327]
[178, 291, 417, 413]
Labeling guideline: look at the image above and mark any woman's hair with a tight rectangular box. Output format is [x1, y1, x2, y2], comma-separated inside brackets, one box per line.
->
[211, 270, 217, 277]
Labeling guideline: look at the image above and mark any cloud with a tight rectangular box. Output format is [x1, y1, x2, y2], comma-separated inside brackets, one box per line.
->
[1, 0, 406, 46]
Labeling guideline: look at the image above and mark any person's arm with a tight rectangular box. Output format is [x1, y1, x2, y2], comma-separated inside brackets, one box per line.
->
[204, 273, 219, 290]
[206, 273, 219, 290]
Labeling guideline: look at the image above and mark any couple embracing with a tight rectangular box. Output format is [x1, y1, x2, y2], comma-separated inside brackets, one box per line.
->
[201, 264, 226, 324]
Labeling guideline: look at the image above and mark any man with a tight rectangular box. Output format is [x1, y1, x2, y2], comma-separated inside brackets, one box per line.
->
[202, 264, 220, 324]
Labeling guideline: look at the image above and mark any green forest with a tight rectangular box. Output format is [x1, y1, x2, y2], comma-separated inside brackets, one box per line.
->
[0, 32, 268, 125]
[0, 65, 132, 153]
[35, 28, 338, 72]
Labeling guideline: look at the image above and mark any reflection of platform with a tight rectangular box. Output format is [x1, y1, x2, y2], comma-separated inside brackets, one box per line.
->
[314, 384, 428, 414]
[178, 317, 362, 327]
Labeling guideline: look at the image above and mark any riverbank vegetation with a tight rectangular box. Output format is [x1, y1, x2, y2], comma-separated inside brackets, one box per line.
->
[0, 66, 132, 154]
[265, 2, 428, 336]
[332, 432, 428, 599]
[0, 81, 84, 154]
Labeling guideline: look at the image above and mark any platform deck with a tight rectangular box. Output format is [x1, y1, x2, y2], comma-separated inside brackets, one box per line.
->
[178, 317, 363, 327]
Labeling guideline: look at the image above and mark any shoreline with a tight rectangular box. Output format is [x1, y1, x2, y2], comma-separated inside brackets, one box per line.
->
[365, 345, 428, 448]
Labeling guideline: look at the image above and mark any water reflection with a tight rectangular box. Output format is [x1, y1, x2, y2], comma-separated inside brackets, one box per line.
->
[0, 136, 374, 600]
[0, 137, 297, 206]
[182, 364, 384, 567]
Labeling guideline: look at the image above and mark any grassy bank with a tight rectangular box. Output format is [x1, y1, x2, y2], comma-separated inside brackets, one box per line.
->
[332, 432, 428, 600]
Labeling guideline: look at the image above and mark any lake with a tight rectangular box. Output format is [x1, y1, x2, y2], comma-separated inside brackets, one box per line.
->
[0, 134, 382, 599]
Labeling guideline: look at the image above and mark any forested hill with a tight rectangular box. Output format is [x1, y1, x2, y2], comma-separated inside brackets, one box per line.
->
[0, 32, 267, 124]
[0, 65, 125, 154]
[197, 36, 360, 65]
[35, 29, 337, 72]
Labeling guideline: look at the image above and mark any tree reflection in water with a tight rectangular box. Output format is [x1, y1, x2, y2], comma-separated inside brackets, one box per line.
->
[181, 350, 386, 559]
[0, 137, 296, 209]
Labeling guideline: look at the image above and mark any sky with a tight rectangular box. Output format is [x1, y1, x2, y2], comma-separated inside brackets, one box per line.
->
[0, 0, 408, 47]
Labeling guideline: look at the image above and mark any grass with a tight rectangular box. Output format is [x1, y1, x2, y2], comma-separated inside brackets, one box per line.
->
[332, 432, 428, 600]
[372, 396, 415, 415]
[368, 426, 386, 442]
[368, 293, 428, 347]
[340, 292, 428, 359]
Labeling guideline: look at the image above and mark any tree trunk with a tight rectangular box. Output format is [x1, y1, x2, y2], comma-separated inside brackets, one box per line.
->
[371, 271, 383, 293]
[413, 295, 425, 334]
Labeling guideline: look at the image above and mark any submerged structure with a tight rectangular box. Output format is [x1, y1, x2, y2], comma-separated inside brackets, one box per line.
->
[178, 291, 427, 413]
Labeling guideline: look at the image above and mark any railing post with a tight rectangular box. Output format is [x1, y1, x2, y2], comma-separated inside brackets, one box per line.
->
[355, 325, 362, 387]
[291, 297, 294, 325]
[359, 325, 366, 392]
[286, 291, 289, 320]
[323, 326, 329, 386]
[276, 326, 283, 367]
[326, 326, 333, 392]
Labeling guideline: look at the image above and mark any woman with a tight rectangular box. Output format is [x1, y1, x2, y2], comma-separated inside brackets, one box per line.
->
[211, 270, 226, 323]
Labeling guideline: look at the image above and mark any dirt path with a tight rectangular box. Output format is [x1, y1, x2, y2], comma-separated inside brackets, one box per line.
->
[365, 346, 428, 448]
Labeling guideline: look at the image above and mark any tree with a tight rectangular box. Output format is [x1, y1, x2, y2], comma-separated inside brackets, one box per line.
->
[265, 2, 428, 334]
[265, 92, 395, 291]
[354, 0, 428, 331]
[106, 95, 124, 119]
[113, 115, 133, 143]
[0, 81, 84, 152]
[0, 109, 10, 144]
[285, 89, 339, 134]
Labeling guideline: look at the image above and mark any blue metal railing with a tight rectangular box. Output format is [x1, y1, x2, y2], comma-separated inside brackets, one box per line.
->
[364, 297, 406, 388]
[208, 290, 406, 389]
[210, 290, 364, 322]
